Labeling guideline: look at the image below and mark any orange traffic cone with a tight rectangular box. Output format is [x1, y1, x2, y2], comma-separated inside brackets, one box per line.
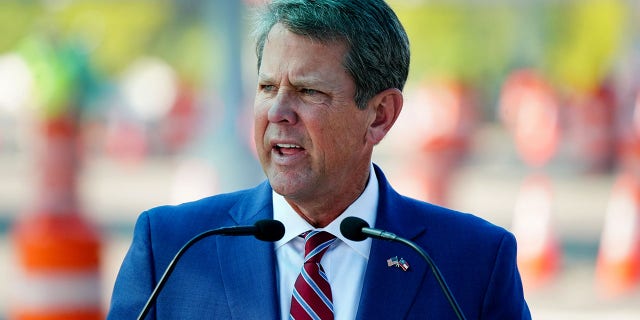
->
[511, 174, 562, 291]
[617, 90, 640, 178]
[104, 116, 148, 166]
[499, 69, 560, 168]
[389, 79, 476, 206]
[595, 172, 640, 298]
[564, 83, 617, 173]
[10, 117, 102, 320]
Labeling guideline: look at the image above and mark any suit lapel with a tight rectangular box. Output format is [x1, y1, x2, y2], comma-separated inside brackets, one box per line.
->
[212, 167, 429, 318]
[356, 165, 429, 319]
[216, 182, 280, 319]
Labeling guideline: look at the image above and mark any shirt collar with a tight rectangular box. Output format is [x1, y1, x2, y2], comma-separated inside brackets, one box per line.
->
[273, 163, 379, 259]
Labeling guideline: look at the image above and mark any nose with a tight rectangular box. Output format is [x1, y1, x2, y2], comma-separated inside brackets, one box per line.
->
[267, 91, 297, 124]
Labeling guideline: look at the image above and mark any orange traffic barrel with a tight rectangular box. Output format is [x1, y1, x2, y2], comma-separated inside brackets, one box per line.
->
[10, 117, 102, 319]
[11, 214, 102, 320]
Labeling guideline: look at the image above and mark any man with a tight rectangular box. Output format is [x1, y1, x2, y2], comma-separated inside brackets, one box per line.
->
[108, 0, 531, 319]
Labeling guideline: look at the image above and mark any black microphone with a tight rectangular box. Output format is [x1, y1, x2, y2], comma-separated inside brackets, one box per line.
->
[340, 217, 467, 320]
[137, 219, 285, 320]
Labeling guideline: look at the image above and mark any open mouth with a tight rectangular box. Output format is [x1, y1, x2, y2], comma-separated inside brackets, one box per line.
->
[274, 143, 304, 155]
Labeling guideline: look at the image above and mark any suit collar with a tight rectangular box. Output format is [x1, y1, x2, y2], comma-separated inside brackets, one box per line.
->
[225, 180, 274, 225]
[217, 181, 281, 319]
[356, 164, 429, 319]
[371, 164, 426, 239]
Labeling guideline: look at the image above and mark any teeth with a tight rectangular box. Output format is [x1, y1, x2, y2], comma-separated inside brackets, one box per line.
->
[276, 144, 301, 148]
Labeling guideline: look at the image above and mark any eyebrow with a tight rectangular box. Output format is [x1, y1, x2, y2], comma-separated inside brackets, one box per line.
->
[258, 72, 326, 90]
[290, 76, 324, 89]
[257, 73, 275, 83]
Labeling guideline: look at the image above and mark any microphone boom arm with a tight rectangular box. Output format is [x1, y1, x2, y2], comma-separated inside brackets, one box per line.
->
[138, 227, 235, 320]
[344, 219, 467, 320]
[136, 221, 283, 320]
[392, 236, 467, 320]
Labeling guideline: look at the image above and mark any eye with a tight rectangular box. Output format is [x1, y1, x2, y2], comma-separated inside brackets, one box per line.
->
[260, 84, 277, 93]
[301, 88, 319, 95]
[299, 88, 328, 104]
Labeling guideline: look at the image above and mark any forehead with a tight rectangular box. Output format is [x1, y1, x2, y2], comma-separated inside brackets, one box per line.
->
[260, 24, 349, 79]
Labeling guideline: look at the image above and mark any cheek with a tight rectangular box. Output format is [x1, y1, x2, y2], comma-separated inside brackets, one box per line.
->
[316, 117, 360, 155]
[334, 112, 368, 142]
[253, 105, 269, 148]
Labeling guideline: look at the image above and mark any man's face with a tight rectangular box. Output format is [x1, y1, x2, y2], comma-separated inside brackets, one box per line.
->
[254, 23, 375, 205]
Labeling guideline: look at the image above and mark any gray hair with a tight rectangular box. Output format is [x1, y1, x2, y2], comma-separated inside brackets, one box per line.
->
[253, 0, 410, 110]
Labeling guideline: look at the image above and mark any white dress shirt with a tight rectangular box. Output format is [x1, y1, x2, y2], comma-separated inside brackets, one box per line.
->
[274, 164, 379, 320]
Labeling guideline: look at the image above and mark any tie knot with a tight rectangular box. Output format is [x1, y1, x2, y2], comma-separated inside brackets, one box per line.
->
[303, 231, 336, 263]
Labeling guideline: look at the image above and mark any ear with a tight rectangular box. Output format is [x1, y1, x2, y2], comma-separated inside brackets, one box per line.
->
[366, 88, 403, 145]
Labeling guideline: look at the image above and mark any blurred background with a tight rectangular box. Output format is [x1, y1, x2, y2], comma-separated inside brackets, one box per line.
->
[1, 0, 640, 319]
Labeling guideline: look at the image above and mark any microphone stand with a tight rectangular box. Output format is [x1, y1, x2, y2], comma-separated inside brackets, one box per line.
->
[137, 226, 262, 320]
[392, 236, 467, 320]
[343, 217, 467, 320]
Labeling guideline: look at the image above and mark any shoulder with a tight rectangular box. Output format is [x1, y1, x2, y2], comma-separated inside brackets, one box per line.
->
[375, 164, 512, 248]
[392, 195, 520, 283]
[136, 181, 272, 241]
[146, 187, 256, 219]
[405, 195, 508, 237]
[380, 190, 514, 261]
[409, 195, 512, 245]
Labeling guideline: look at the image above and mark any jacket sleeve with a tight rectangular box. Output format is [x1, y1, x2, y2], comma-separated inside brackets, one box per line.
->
[481, 232, 532, 319]
[107, 211, 157, 320]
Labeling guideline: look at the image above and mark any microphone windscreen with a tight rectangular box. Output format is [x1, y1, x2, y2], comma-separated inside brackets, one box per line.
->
[340, 216, 369, 241]
[254, 219, 285, 242]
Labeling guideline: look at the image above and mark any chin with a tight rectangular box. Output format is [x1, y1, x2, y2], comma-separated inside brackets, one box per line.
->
[269, 180, 298, 197]
[269, 177, 307, 199]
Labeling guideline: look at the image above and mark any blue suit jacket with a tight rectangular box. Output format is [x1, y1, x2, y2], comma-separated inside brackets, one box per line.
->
[108, 165, 531, 319]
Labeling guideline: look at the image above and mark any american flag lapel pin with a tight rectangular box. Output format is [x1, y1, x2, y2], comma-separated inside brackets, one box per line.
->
[398, 257, 410, 271]
[387, 256, 399, 267]
[387, 256, 410, 271]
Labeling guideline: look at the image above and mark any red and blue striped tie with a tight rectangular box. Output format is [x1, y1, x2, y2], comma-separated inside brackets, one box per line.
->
[290, 231, 337, 320]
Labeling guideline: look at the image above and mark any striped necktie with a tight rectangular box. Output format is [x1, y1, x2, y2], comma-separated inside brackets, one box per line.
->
[289, 230, 337, 320]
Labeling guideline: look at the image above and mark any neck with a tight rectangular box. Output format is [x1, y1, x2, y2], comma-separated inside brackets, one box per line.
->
[286, 168, 371, 228]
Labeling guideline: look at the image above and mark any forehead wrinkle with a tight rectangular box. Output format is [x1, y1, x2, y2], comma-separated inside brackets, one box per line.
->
[289, 61, 350, 90]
